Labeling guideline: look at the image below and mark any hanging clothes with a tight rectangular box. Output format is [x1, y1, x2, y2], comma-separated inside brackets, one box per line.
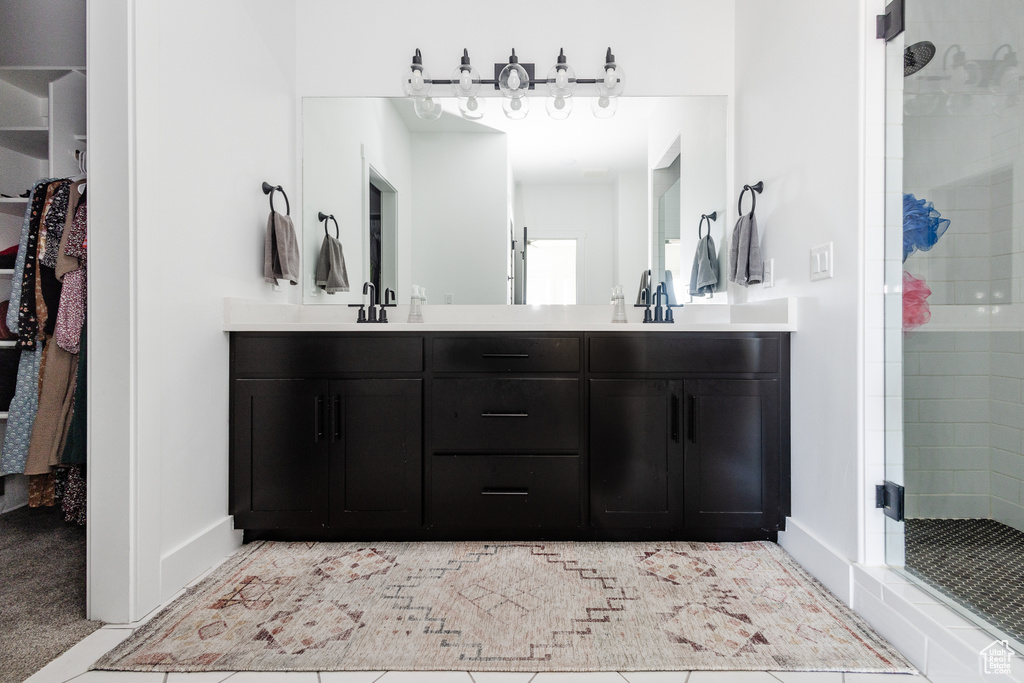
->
[62, 328, 86, 467]
[0, 343, 43, 475]
[6, 179, 57, 339]
[23, 340, 78, 476]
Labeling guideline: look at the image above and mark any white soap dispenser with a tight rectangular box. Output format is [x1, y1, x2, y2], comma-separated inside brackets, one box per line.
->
[408, 285, 424, 323]
[611, 285, 628, 323]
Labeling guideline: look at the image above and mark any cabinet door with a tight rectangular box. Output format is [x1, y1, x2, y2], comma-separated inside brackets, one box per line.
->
[684, 379, 779, 530]
[330, 379, 422, 528]
[231, 379, 329, 528]
[589, 379, 684, 529]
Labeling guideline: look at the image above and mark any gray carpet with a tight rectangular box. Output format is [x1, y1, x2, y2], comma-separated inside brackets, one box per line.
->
[0, 504, 100, 683]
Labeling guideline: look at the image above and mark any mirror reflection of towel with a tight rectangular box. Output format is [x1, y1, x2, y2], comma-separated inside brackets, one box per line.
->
[264, 211, 300, 285]
[315, 234, 350, 293]
[728, 213, 763, 286]
[689, 234, 719, 297]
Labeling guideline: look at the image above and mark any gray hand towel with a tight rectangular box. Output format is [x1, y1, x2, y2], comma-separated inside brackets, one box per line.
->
[315, 234, 350, 294]
[728, 213, 763, 286]
[264, 210, 300, 286]
[689, 234, 719, 297]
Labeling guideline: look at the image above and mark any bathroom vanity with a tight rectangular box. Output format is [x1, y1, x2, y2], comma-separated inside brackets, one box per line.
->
[228, 306, 792, 543]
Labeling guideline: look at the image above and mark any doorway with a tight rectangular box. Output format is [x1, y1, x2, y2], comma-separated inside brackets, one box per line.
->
[525, 238, 578, 305]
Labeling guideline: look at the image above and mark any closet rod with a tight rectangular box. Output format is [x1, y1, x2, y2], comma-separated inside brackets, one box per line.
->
[262, 181, 290, 216]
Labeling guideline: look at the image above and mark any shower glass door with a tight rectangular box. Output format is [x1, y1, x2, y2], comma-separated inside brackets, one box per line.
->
[885, 0, 1024, 649]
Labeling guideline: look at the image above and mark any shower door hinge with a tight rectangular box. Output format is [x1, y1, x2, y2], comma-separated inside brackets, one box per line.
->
[876, 0, 905, 41]
[875, 481, 905, 521]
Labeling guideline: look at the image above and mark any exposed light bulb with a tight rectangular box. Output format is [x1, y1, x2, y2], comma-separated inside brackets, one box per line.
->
[412, 70, 424, 90]
[466, 97, 478, 111]
[605, 66, 617, 88]
[460, 70, 472, 90]
[554, 95, 566, 110]
[556, 68, 568, 89]
[510, 97, 522, 111]
[508, 69, 521, 90]
[598, 95, 610, 109]
[422, 97, 436, 113]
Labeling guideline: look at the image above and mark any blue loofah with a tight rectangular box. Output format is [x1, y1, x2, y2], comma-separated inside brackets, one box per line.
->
[903, 193, 950, 262]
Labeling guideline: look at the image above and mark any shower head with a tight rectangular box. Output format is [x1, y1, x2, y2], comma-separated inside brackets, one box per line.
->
[905, 41, 936, 77]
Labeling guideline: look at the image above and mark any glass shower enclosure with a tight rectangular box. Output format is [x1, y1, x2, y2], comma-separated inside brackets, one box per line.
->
[885, 0, 1024, 649]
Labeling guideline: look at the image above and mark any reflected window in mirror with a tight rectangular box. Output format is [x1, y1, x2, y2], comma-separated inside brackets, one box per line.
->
[526, 239, 577, 305]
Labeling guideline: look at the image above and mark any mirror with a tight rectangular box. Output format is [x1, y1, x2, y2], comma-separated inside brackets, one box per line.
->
[302, 96, 726, 305]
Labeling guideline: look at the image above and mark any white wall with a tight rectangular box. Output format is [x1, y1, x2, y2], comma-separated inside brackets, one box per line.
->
[734, 0, 866, 568]
[515, 183, 615, 305]
[615, 170, 649, 289]
[303, 98, 413, 304]
[89, 0, 297, 621]
[411, 133, 509, 305]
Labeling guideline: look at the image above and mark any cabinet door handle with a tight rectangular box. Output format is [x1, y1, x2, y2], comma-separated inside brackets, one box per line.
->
[481, 353, 529, 358]
[481, 412, 529, 418]
[313, 395, 324, 442]
[331, 395, 341, 442]
[671, 394, 680, 443]
[482, 488, 529, 496]
[687, 395, 697, 443]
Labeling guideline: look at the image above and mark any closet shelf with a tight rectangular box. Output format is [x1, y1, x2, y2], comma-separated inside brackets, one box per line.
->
[0, 67, 84, 97]
[0, 198, 29, 217]
[0, 412, 8, 421]
[0, 341, 17, 348]
[0, 127, 48, 159]
[0, 269, 15, 276]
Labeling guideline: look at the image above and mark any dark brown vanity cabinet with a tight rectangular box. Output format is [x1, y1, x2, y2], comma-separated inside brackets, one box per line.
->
[428, 336, 584, 533]
[232, 378, 330, 529]
[589, 379, 684, 530]
[588, 333, 789, 538]
[230, 331, 789, 541]
[230, 334, 423, 531]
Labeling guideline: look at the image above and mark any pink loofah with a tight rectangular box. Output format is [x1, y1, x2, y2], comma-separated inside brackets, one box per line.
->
[903, 271, 932, 332]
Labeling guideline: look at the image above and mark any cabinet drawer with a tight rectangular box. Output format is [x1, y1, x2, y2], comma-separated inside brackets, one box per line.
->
[233, 334, 423, 376]
[431, 455, 580, 529]
[589, 334, 780, 374]
[432, 378, 579, 451]
[433, 336, 580, 373]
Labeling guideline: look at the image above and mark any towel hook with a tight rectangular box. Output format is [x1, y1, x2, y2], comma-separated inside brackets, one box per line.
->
[262, 181, 290, 216]
[738, 181, 764, 217]
[318, 211, 339, 238]
[698, 211, 717, 239]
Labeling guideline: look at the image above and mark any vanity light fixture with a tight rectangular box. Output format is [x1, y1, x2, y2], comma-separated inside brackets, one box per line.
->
[403, 47, 625, 121]
[451, 49, 484, 119]
[545, 48, 576, 120]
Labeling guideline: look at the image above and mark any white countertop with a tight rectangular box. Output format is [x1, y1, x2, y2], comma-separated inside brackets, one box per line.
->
[224, 298, 798, 332]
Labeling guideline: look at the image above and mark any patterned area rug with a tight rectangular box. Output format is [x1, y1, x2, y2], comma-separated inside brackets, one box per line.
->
[94, 540, 913, 673]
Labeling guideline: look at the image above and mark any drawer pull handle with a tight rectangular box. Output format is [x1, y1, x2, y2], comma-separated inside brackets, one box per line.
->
[481, 412, 529, 418]
[481, 353, 530, 358]
[482, 488, 529, 496]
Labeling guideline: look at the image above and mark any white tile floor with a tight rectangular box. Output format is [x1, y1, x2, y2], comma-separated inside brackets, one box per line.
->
[22, 621, 933, 683]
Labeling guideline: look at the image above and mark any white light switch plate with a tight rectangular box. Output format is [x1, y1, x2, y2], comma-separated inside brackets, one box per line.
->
[810, 242, 834, 281]
[763, 258, 774, 288]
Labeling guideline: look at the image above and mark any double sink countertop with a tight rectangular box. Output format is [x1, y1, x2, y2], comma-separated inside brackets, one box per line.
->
[223, 297, 798, 332]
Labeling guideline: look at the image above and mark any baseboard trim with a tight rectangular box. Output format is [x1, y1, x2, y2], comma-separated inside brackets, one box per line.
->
[159, 516, 242, 603]
[778, 517, 854, 605]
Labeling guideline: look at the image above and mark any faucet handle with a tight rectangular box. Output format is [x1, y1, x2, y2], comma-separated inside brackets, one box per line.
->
[347, 303, 367, 323]
[382, 287, 397, 307]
